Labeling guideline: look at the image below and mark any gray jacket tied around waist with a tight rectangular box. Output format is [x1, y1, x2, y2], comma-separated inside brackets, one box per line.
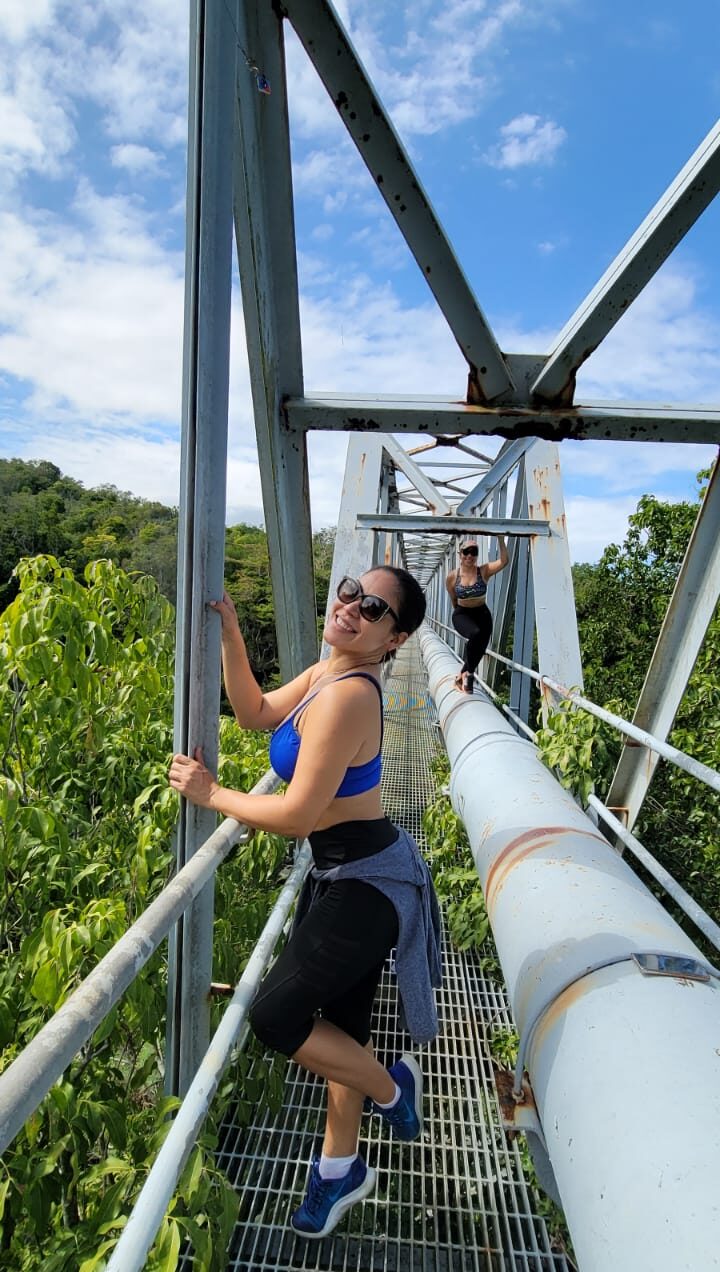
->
[293, 825, 443, 1044]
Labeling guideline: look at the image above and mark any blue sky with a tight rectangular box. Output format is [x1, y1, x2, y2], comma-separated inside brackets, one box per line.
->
[0, 0, 718, 561]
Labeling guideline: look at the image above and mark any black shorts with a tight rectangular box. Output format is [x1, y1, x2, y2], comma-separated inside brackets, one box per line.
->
[248, 876, 399, 1056]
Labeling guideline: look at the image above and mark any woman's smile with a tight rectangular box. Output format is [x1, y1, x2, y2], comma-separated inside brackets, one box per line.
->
[334, 611, 358, 634]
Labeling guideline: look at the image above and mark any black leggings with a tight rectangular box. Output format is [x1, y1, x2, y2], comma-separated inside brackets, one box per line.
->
[452, 605, 493, 676]
[249, 879, 399, 1056]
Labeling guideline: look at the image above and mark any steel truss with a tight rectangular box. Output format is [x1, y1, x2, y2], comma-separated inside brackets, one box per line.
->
[166, 0, 720, 1265]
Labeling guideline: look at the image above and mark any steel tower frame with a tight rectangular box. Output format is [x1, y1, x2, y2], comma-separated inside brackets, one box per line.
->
[170, 0, 720, 1228]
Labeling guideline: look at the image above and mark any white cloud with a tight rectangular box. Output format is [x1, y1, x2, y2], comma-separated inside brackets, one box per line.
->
[292, 142, 372, 209]
[576, 266, 720, 402]
[0, 0, 53, 44]
[285, 28, 344, 142]
[9, 429, 182, 506]
[0, 0, 188, 193]
[77, 1, 188, 149]
[347, 0, 524, 139]
[485, 113, 567, 169]
[110, 143, 162, 176]
[560, 439, 712, 491]
[299, 277, 465, 393]
[0, 39, 78, 181]
[0, 191, 184, 422]
[1, 0, 717, 564]
[348, 222, 409, 272]
[285, 2, 546, 144]
[564, 493, 640, 563]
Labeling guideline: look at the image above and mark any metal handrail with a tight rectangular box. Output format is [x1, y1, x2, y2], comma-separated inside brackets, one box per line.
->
[485, 684, 720, 955]
[483, 646, 720, 796]
[0, 769, 281, 1154]
[587, 795, 720, 953]
[107, 842, 312, 1272]
[428, 612, 719, 794]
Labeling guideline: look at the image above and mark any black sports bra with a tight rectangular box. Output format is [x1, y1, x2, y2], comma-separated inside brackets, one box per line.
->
[455, 571, 487, 600]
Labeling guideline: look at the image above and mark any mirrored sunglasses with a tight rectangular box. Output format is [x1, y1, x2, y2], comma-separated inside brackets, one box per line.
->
[336, 576, 399, 625]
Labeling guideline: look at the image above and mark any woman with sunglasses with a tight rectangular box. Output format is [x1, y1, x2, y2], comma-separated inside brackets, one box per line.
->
[446, 536, 508, 694]
[169, 566, 440, 1239]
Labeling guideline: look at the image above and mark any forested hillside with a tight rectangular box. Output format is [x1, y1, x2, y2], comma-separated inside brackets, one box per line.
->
[0, 459, 178, 608]
[0, 458, 335, 687]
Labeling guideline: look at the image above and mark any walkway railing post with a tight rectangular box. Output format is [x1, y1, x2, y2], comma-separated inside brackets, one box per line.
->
[167, 0, 237, 1097]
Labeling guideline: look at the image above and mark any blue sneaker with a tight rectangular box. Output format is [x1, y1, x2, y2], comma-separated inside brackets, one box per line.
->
[373, 1054, 423, 1141]
[290, 1154, 376, 1239]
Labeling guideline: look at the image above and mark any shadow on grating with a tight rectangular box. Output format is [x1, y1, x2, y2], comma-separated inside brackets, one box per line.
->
[202, 642, 574, 1271]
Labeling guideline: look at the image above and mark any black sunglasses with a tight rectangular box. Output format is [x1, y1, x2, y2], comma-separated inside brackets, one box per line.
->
[461, 546, 478, 557]
[336, 576, 399, 625]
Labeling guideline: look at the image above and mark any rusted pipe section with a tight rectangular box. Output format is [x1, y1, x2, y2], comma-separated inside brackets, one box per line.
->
[420, 628, 720, 1272]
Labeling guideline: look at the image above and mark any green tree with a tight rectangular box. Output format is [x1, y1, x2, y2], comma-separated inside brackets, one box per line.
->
[0, 461, 338, 672]
[224, 524, 278, 684]
[0, 556, 289, 1269]
[571, 474, 719, 934]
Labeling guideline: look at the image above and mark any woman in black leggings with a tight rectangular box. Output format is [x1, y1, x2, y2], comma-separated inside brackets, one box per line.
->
[446, 536, 508, 693]
[169, 566, 441, 1240]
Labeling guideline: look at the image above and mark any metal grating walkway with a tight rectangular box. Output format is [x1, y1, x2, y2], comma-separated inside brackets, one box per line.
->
[215, 640, 574, 1271]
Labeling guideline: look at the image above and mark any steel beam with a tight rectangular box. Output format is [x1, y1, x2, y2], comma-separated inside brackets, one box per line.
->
[381, 435, 452, 515]
[509, 536, 534, 725]
[606, 459, 720, 828]
[455, 437, 532, 515]
[532, 119, 720, 404]
[525, 442, 583, 708]
[286, 394, 720, 443]
[485, 478, 507, 615]
[486, 458, 527, 691]
[323, 435, 385, 649]
[233, 0, 317, 678]
[356, 513, 549, 536]
[282, 0, 513, 402]
[421, 629, 720, 1272]
[167, 0, 236, 1097]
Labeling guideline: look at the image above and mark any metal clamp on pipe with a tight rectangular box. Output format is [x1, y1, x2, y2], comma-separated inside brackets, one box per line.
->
[512, 951, 719, 1100]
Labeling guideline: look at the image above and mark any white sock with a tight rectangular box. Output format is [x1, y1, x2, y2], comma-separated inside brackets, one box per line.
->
[375, 1081, 401, 1110]
[318, 1151, 357, 1180]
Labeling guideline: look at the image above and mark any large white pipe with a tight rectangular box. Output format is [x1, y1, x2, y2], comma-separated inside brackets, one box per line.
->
[421, 629, 720, 1272]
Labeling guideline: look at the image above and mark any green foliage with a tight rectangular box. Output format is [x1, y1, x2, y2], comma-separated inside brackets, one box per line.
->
[422, 754, 489, 952]
[223, 522, 335, 687]
[0, 459, 178, 607]
[573, 488, 701, 709]
[573, 475, 720, 935]
[0, 462, 336, 666]
[312, 526, 335, 644]
[535, 697, 615, 806]
[487, 1027, 519, 1070]
[0, 556, 291, 1270]
[224, 525, 277, 685]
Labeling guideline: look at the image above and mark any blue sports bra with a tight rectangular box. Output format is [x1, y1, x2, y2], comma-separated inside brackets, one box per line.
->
[268, 672, 383, 798]
[455, 570, 487, 600]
